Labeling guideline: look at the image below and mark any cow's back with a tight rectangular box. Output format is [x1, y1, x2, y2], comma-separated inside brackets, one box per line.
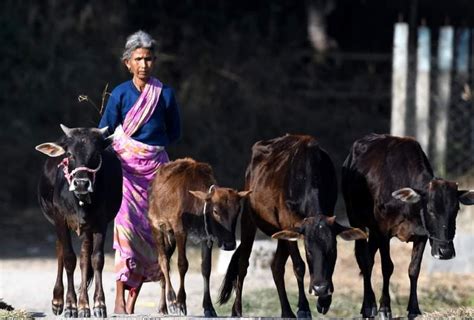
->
[246, 134, 337, 234]
[342, 133, 433, 227]
[149, 158, 216, 225]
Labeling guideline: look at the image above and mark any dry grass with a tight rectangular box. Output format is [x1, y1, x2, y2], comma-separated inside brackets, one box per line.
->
[0, 309, 33, 320]
[420, 307, 474, 319]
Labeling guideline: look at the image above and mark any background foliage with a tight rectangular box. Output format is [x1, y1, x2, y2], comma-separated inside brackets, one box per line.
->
[2, 0, 470, 212]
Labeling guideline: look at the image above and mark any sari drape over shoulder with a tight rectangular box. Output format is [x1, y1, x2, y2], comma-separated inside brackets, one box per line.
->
[112, 77, 166, 288]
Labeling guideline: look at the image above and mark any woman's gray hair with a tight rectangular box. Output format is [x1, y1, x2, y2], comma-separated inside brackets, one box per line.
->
[121, 30, 156, 61]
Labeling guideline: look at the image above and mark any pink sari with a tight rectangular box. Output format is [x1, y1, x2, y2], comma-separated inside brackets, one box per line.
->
[112, 77, 166, 288]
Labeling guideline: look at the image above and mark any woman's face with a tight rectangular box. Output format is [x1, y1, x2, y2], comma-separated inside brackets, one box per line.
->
[125, 47, 155, 82]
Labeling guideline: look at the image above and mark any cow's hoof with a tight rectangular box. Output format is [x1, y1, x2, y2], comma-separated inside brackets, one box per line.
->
[204, 308, 217, 317]
[297, 309, 312, 319]
[362, 305, 377, 318]
[52, 303, 64, 315]
[78, 308, 90, 318]
[408, 312, 421, 319]
[93, 306, 107, 318]
[158, 306, 168, 315]
[231, 309, 242, 317]
[317, 296, 332, 315]
[177, 303, 187, 316]
[64, 306, 78, 318]
[168, 302, 178, 315]
[379, 307, 392, 320]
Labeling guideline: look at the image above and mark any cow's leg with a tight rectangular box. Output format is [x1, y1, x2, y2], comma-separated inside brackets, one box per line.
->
[271, 240, 295, 318]
[78, 233, 93, 318]
[378, 236, 394, 320]
[156, 230, 177, 315]
[355, 235, 378, 318]
[407, 236, 427, 318]
[158, 276, 168, 315]
[232, 208, 257, 317]
[61, 227, 78, 318]
[154, 228, 175, 315]
[201, 241, 217, 317]
[91, 230, 108, 317]
[288, 242, 311, 318]
[175, 232, 188, 315]
[52, 237, 65, 315]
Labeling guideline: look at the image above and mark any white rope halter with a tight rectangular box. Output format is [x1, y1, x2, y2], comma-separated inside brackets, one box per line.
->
[202, 184, 216, 248]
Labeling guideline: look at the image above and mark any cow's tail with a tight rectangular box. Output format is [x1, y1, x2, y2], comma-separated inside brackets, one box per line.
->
[86, 259, 94, 289]
[218, 245, 241, 305]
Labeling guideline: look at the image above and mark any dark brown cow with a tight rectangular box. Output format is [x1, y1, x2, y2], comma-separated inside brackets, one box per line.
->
[147, 158, 250, 316]
[36, 125, 122, 318]
[342, 133, 474, 319]
[218, 134, 367, 318]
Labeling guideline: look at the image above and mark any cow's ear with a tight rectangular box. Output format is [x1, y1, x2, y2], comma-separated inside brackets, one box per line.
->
[339, 227, 368, 241]
[392, 188, 421, 203]
[272, 229, 303, 241]
[238, 190, 252, 198]
[35, 143, 66, 157]
[334, 222, 368, 241]
[458, 190, 474, 205]
[189, 190, 209, 201]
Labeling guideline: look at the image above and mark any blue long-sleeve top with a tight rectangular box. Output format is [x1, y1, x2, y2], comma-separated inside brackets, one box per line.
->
[99, 80, 181, 147]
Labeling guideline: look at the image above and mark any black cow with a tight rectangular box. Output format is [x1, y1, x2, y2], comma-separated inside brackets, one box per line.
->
[342, 133, 474, 319]
[36, 124, 122, 318]
[219, 134, 367, 318]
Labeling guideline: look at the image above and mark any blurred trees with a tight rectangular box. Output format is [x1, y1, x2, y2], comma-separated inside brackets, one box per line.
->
[1, 0, 393, 211]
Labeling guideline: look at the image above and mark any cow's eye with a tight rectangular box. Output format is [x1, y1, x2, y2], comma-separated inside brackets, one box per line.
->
[212, 208, 222, 220]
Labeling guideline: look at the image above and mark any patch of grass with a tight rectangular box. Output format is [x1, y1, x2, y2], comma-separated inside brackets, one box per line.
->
[0, 309, 34, 320]
[216, 288, 364, 318]
[215, 288, 299, 317]
[215, 283, 474, 318]
[420, 307, 474, 319]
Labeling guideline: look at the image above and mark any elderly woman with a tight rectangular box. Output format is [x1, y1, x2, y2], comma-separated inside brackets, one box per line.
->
[99, 30, 181, 314]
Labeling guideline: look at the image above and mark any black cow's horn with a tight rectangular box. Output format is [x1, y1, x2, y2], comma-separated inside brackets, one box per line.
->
[98, 126, 109, 136]
[60, 124, 73, 137]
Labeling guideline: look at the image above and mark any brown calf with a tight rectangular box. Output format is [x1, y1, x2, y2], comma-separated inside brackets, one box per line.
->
[148, 157, 250, 316]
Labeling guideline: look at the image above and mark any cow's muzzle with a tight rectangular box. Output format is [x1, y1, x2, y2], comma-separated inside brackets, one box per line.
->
[70, 178, 94, 194]
[431, 240, 455, 260]
[310, 281, 333, 297]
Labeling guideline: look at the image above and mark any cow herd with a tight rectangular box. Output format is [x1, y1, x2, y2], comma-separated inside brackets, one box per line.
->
[35, 125, 474, 318]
